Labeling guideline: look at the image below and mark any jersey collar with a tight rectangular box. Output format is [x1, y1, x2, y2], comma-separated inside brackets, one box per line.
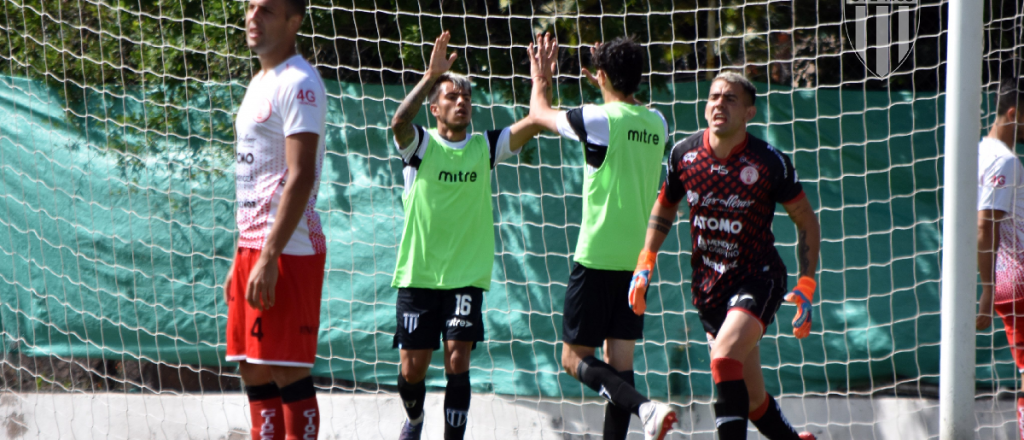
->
[702, 129, 749, 164]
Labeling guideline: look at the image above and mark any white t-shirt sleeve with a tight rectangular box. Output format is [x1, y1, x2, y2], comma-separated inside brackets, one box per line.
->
[489, 127, 518, 165]
[652, 108, 669, 140]
[555, 105, 610, 146]
[396, 124, 429, 164]
[278, 74, 327, 138]
[979, 155, 1020, 213]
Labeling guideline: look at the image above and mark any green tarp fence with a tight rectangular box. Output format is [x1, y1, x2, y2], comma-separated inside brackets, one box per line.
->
[0, 74, 1001, 399]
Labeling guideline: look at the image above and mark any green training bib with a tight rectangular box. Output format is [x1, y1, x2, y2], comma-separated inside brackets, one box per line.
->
[392, 130, 494, 290]
[575, 102, 667, 271]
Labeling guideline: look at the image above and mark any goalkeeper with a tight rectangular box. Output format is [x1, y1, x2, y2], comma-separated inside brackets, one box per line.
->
[389, 31, 547, 440]
[634, 72, 819, 440]
[529, 33, 677, 440]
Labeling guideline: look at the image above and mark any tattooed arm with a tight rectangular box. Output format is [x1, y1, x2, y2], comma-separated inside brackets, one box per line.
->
[783, 197, 821, 279]
[391, 31, 458, 149]
[642, 198, 681, 254]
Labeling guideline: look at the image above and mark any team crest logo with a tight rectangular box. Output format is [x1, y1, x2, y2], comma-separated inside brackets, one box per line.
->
[682, 151, 698, 166]
[686, 190, 700, 206]
[253, 99, 272, 123]
[843, 0, 919, 78]
[446, 409, 468, 427]
[403, 313, 419, 332]
[740, 166, 759, 185]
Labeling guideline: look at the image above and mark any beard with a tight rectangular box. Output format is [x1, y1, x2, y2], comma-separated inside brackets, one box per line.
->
[439, 115, 470, 133]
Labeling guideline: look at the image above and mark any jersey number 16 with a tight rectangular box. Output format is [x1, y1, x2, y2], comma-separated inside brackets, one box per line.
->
[454, 294, 472, 316]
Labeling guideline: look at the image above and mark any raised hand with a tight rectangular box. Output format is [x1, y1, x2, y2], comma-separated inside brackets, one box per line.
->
[580, 42, 602, 88]
[528, 32, 558, 83]
[427, 31, 458, 79]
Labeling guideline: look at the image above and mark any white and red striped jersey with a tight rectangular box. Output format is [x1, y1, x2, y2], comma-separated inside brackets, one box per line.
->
[978, 136, 1024, 303]
[235, 54, 328, 255]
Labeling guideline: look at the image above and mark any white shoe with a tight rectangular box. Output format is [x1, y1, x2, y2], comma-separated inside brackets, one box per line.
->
[639, 401, 677, 440]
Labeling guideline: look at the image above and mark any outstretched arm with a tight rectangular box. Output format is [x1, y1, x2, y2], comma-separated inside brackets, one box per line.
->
[783, 197, 820, 279]
[506, 32, 560, 152]
[528, 33, 563, 133]
[391, 31, 458, 149]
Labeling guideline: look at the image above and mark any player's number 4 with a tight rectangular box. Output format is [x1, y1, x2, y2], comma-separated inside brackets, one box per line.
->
[454, 294, 472, 316]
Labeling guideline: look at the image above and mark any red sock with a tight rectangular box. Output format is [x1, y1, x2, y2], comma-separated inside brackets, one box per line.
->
[749, 392, 771, 421]
[250, 396, 285, 440]
[283, 397, 320, 440]
[1017, 396, 1024, 440]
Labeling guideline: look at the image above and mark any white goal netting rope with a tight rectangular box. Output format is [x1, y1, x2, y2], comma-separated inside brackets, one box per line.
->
[0, 0, 1014, 438]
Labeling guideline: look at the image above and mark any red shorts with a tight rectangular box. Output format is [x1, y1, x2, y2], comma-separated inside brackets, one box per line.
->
[995, 298, 1024, 372]
[226, 247, 326, 367]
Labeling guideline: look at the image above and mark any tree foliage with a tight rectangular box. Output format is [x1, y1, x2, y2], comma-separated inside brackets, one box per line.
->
[0, 0, 1017, 171]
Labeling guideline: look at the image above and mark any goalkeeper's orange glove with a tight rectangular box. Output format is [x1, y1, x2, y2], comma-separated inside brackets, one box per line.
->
[628, 250, 657, 316]
[784, 276, 817, 339]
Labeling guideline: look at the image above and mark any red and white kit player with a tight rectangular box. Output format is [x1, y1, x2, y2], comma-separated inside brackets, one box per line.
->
[224, 0, 327, 439]
[977, 77, 1024, 440]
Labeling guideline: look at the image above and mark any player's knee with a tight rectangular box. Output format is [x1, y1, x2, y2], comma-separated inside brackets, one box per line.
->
[709, 344, 729, 361]
[402, 367, 427, 384]
[401, 361, 429, 383]
[238, 362, 273, 386]
[561, 352, 580, 377]
[269, 366, 312, 388]
[447, 351, 471, 374]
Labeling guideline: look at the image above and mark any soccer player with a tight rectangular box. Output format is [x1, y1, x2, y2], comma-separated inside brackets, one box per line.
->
[632, 72, 818, 440]
[976, 76, 1024, 440]
[389, 31, 548, 440]
[223, 0, 327, 438]
[528, 33, 678, 440]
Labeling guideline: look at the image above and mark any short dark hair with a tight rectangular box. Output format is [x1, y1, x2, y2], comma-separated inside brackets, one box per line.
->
[713, 71, 757, 106]
[284, 0, 307, 18]
[428, 73, 472, 105]
[592, 36, 645, 96]
[996, 76, 1024, 116]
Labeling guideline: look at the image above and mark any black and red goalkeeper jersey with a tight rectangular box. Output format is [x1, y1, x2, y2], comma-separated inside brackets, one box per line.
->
[659, 130, 805, 309]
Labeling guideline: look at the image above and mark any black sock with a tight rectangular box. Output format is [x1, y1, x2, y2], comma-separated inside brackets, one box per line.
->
[751, 394, 800, 440]
[602, 369, 635, 440]
[245, 382, 281, 401]
[711, 357, 748, 440]
[444, 372, 471, 440]
[279, 376, 316, 403]
[576, 356, 648, 415]
[397, 371, 426, 424]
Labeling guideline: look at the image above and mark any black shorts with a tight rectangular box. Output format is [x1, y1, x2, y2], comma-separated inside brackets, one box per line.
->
[698, 275, 788, 338]
[562, 263, 645, 347]
[393, 287, 485, 351]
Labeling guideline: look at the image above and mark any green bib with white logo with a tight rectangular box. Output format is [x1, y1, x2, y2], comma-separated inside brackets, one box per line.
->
[392, 130, 494, 290]
[575, 102, 667, 271]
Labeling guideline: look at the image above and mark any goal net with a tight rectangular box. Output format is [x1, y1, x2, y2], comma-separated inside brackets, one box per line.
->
[0, 0, 1012, 438]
